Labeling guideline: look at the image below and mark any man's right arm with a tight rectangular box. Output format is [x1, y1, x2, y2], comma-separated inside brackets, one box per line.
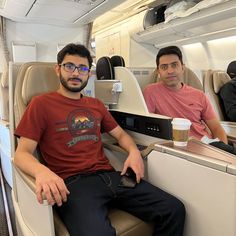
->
[14, 137, 70, 206]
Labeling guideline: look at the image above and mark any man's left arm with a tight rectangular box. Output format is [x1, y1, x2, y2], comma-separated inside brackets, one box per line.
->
[109, 126, 144, 182]
[205, 118, 228, 144]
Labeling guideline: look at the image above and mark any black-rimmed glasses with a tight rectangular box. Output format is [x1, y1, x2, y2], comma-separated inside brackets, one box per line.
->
[59, 62, 90, 75]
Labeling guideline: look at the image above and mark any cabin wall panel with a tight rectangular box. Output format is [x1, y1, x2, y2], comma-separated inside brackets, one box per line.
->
[182, 43, 210, 82]
[130, 38, 156, 67]
[207, 36, 236, 70]
[94, 21, 130, 64]
[6, 20, 85, 62]
[94, 20, 156, 67]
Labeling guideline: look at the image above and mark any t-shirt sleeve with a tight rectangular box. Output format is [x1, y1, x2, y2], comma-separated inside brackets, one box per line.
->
[14, 96, 47, 142]
[143, 86, 156, 113]
[201, 93, 218, 121]
[99, 101, 118, 133]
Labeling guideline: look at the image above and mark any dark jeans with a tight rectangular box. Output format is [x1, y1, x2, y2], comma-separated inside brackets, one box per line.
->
[55, 171, 185, 236]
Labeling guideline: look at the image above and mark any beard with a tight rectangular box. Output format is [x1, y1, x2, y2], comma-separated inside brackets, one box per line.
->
[59, 73, 88, 93]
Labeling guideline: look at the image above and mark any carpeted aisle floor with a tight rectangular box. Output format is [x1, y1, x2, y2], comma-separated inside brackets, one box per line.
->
[0, 170, 10, 236]
[0, 166, 17, 236]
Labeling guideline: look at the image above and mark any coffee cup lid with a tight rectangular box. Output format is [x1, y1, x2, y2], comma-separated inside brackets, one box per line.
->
[171, 118, 192, 127]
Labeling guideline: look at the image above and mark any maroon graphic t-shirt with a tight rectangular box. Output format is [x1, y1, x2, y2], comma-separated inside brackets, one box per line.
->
[15, 92, 117, 179]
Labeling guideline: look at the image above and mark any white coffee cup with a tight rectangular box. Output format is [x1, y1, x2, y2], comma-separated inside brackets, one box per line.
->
[171, 118, 192, 146]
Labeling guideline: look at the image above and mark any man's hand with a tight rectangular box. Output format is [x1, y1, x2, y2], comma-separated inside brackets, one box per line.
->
[121, 149, 144, 183]
[35, 168, 70, 206]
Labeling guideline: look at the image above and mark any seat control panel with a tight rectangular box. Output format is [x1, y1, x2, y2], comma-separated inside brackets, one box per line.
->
[110, 111, 172, 140]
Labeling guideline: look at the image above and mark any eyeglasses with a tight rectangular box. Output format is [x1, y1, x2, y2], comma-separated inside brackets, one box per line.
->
[59, 62, 90, 75]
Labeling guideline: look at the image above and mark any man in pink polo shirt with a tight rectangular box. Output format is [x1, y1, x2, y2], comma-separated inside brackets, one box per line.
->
[143, 46, 236, 155]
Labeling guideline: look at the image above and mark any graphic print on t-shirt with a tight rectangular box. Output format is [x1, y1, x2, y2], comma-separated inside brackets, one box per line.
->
[57, 109, 100, 147]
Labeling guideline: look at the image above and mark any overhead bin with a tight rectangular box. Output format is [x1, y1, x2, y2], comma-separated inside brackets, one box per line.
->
[143, 2, 168, 30]
[132, 0, 236, 47]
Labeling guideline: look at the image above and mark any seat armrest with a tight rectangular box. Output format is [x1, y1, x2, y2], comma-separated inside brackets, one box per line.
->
[12, 164, 55, 235]
[14, 165, 36, 191]
[220, 121, 236, 144]
[103, 142, 155, 159]
[14, 165, 49, 201]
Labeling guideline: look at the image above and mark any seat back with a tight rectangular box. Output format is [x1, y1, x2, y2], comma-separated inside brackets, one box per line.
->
[96, 56, 115, 80]
[130, 67, 157, 91]
[12, 62, 61, 236]
[110, 55, 125, 67]
[156, 66, 203, 91]
[203, 70, 231, 120]
[14, 62, 59, 127]
[95, 56, 121, 105]
[183, 67, 203, 91]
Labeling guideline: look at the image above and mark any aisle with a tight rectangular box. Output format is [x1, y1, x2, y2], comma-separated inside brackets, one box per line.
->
[0, 176, 9, 236]
[0, 167, 17, 236]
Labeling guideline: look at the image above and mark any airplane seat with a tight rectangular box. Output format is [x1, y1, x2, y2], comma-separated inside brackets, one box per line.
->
[151, 68, 158, 83]
[156, 66, 203, 91]
[183, 66, 203, 91]
[227, 60, 236, 79]
[203, 70, 230, 121]
[131, 67, 157, 91]
[95, 56, 150, 114]
[13, 62, 153, 235]
[14, 62, 59, 127]
[95, 56, 121, 106]
[203, 69, 236, 143]
[95, 55, 125, 80]
[110, 55, 125, 67]
[96, 56, 115, 80]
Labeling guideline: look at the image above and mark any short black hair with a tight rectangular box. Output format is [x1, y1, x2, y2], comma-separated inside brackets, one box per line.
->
[57, 43, 93, 68]
[156, 46, 183, 67]
[227, 61, 236, 79]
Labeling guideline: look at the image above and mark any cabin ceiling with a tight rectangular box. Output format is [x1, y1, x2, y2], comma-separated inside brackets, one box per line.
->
[0, 0, 126, 26]
[0, 0, 161, 27]
[93, 0, 168, 33]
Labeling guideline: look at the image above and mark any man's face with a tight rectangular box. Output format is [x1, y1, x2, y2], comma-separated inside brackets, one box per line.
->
[157, 54, 184, 89]
[55, 54, 90, 93]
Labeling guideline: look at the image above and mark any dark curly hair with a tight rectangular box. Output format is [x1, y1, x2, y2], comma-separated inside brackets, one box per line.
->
[57, 43, 93, 68]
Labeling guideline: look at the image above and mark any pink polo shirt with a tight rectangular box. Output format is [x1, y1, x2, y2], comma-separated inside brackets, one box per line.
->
[143, 82, 217, 140]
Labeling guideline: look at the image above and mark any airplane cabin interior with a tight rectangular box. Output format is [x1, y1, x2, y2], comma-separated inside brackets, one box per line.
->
[0, 0, 236, 236]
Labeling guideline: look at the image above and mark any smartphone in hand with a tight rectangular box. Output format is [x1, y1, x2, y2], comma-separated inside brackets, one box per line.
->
[119, 167, 137, 188]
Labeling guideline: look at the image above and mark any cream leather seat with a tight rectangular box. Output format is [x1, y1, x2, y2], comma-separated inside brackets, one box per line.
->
[203, 70, 231, 121]
[156, 66, 203, 91]
[182, 67, 203, 91]
[203, 69, 236, 143]
[12, 62, 153, 236]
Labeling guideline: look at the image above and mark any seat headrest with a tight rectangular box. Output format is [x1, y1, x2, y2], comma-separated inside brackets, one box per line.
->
[212, 71, 231, 94]
[96, 56, 114, 80]
[110, 55, 125, 67]
[156, 66, 203, 90]
[183, 67, 203, 91]
[227, 61, 236, 79]
[22, 64, 59, 105]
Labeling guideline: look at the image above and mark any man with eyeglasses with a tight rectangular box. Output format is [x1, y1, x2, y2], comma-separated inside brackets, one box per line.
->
[143, 46, 236, 155]
[14, 43, 185, 236]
